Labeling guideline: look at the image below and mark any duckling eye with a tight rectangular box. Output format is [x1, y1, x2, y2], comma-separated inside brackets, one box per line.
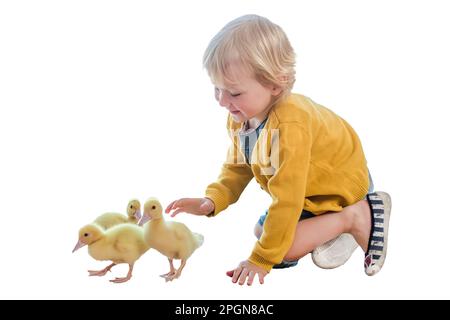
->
[130, 205, 133, 209]
[84, 233, 89, 237]
[152, 205, 156, 210]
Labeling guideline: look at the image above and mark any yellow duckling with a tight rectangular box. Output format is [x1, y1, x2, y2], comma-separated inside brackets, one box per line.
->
[94, 199, 141, 230]
[72, 222, 149, 283]
[138, 198, 204, 282]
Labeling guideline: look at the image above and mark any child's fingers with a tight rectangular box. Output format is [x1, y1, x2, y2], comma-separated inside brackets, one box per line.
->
[238, 269, 249, 286]
[170, 208, 185, 218]
[168, 199, 187, 213]
[258, 272, 265, 284]
[232, 267, 242, 283]
[165, 200, 177, 213]
[247, 271, 256, 286]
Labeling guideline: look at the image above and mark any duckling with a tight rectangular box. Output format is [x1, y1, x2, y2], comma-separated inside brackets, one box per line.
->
[94, 199, 141, 230]
[138, 198, 204, 282]
[72, 222, 149, 283]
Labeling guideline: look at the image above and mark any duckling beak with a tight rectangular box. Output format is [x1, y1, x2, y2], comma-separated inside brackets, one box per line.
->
[72, 240, 86, 253]
[138, 215, 151, 226]
[134, 209, 142, 221]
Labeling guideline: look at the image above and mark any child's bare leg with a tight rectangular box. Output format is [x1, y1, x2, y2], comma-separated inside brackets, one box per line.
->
[254, 200, 371, 261]
[347, 199, 371, 252]
[284, 200, 371, 261]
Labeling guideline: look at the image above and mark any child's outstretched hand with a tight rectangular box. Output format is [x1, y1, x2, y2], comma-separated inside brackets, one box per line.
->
[226, 260, 268, 286]
[165, 198, 215, 217]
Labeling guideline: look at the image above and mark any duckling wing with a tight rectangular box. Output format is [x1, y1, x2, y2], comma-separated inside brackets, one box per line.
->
[168, 222, 203, 259]
[172, 224, 204, 248]
[169, 221, 192, 241]
[94, 212, 128, 230]
[110, 225, 147, 263]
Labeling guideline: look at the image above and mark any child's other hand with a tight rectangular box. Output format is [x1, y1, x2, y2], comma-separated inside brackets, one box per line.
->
[226, 260, 268, 286]
[165, 198, 214, 217]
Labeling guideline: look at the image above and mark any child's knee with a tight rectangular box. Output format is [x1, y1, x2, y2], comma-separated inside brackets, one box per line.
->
[283, 250, 300, 262]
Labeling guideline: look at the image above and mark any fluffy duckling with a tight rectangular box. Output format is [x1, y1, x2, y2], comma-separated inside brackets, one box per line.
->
[138, 198, 204, 281]
[72, 222, 149, 283]
[94, 199, 141, 230]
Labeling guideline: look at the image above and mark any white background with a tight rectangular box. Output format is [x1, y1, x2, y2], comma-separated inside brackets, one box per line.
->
[1, 0, 449, 299]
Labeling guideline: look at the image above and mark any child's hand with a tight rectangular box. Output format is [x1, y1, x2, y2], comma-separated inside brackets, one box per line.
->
[226, 260, 268, 286]
[165, 197, 215, 217]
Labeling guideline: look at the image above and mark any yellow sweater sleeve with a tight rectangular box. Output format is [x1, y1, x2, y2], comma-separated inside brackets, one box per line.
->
[205, 122, 254, 216]
[249, 123, 312, 271]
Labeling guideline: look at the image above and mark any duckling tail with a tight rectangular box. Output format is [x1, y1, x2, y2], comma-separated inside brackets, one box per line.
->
[193, 233, 204, 249]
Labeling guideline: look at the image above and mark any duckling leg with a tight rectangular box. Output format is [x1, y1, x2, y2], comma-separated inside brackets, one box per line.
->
[88, 263, 116, 277]
[160, 258, 176, 279]
[110, 264, 134, 283]
[165, 259, 187, 282]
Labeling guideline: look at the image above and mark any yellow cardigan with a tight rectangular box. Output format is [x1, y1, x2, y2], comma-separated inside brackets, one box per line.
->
[205, 93, 369, 271]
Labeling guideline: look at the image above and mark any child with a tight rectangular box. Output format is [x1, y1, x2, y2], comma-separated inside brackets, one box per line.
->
[165, 14, 392, 286]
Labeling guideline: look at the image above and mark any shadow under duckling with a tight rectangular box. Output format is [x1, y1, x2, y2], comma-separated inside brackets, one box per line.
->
[94, 199, 141, 230]
[72, 222, 149, 283]
[138, 197, 204, 282]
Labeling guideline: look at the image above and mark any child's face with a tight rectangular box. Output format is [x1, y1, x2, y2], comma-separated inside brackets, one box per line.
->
[213, 63, 281, 123]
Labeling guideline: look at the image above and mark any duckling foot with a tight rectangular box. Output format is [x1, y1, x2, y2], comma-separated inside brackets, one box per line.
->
[109, 264, 133, 284]
[88, 263, 116, 277]
[110, 275, 132, 283]
[164, 259, 186, 282]
[160, 258, 176, 279]
[164, 272, 180, 282]
[160, 271, 176, 279]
